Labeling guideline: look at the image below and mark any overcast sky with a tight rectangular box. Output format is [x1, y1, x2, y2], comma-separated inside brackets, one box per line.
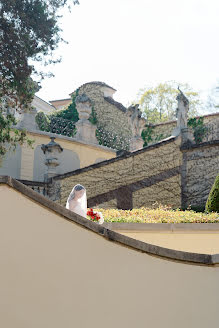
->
[36, 0, 219, 112]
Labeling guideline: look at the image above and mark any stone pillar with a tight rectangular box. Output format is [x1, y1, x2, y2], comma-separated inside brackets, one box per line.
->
[129, 137, 144, 152]
[75, 94, 98, 145]
[172, 88, 190, 137]
[181, 127, 194, 146]
[41, 137, 63, 182]
[127, 104, 145, 151]
[171, 89, 194, 147]
[16, 107, 39, 131]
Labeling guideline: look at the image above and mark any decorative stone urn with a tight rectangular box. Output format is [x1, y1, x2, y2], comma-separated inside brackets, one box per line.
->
[75, 94, 98, 144]
[127, 104, 145, 151]
[41, 137, 63, 181]
[16, 107, 39, 131]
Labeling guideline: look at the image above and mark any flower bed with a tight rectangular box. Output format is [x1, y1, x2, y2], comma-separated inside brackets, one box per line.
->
[94, 206, 219, 223]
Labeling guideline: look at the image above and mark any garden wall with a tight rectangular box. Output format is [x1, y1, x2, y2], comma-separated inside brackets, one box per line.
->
[181, 140, 219, 209]
[150, 112, 219, 145]
[53, 136, 219, 210]
[54, 136, 182, 209]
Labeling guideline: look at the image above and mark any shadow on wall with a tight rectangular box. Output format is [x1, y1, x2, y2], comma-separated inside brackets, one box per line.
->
[0, 145, 21, 179]
[33, 146, 80, 182]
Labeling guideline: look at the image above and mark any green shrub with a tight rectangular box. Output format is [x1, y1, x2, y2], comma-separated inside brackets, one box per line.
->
[205, 174, 219, 213]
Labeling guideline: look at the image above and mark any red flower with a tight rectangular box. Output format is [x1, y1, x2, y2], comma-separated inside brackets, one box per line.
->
[87, 208, 101, 222]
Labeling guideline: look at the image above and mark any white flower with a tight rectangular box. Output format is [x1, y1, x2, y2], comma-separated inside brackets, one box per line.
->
[96, 211, 104, 225]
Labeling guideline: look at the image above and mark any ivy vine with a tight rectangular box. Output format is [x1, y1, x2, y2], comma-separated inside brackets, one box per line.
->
[141, 125, 165, 147]
[52, 88, 79, 122]
[96, 124, 130, 150]
[188, 117, 208, 144]
[89, 105, 97, 124]
[35, 91, 129, 150]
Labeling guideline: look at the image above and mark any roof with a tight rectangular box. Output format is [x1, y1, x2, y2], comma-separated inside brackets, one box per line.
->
[49, 98, 71, 103]
[69, 81, 117, 95]
[104, 96, 127, 112]
[1, 175, 219, 265]
[34, 95, 56, 109]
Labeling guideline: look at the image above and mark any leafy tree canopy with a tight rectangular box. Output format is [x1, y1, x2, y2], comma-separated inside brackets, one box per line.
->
[0, 0, 79, 159]
[0, 0, 79, 108]
[136, 81, 201, 124]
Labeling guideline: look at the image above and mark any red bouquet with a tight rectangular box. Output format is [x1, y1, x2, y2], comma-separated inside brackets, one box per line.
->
[87, 208, 104, 224]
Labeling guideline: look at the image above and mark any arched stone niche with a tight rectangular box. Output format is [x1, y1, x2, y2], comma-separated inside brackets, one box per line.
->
[0, 144, 21, 179]
[33, 146, 80, 181]
[58, 149, 80, 175]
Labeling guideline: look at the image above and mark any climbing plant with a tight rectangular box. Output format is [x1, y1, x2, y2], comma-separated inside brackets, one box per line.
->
[35, 112, 50, 132]
[89, 106, 98, 125]
[141, 125, 154, 147]
[36, 92, 130, 150]
[188, 117, 208, 144]
[141, 125, 166, 147]
[96, 124, 130, 151]
[52, 89, 79, 122]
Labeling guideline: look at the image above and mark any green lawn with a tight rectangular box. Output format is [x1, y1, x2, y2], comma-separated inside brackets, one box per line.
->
[92, 206, 219, 223]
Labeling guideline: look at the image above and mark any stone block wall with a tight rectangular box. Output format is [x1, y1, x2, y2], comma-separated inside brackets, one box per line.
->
[150, 113, 219, 145]
[181, 141, 219, 209]
[53, 137, 219, 210]
[55, 137, 182, 209]
[150, 121, 176, 144]
[202, 114, 219, 141]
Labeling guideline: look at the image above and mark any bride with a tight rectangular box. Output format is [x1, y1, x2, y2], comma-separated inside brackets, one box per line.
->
[66, 184, 87, 218]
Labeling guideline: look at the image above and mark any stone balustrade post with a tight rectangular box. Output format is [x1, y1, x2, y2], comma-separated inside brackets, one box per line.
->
[16, 107, 39, 131]
[75, 94, 98, 145]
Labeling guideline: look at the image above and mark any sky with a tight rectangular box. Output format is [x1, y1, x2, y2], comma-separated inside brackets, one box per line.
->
[36, 0, 219, 112]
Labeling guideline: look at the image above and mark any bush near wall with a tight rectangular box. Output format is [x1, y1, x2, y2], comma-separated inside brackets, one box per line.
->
[205, 174, 219, 213]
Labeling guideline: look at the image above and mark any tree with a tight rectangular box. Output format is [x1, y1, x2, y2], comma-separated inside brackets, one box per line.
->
[136, 81, 201, 124]
[205, 174, 219, 213]
[205, 83, 219, 113]
[0, 0, 79, 158]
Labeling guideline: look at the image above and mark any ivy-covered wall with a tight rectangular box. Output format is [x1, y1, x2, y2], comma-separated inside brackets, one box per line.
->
[36, 83, 133, 150]
[36, 82, 219, 150]
[143, 113, 219, 146]
[73, 83, 132, 150]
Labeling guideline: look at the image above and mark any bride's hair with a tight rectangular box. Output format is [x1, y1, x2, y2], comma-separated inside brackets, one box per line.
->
[68, 184, 85, 202]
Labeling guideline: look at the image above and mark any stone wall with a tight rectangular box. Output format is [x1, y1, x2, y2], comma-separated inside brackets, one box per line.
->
[55, 137, 182, 209]
[53, 136, 219, 210]
[150, 113, 219, 145]
[151, 121, 176, 143]
[181, 141, 219, 209]
[73, 82, 132, 148]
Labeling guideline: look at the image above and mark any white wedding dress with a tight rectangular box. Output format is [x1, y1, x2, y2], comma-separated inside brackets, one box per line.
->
[66, 185, 87, 218]
[70, 202, 86, 218]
